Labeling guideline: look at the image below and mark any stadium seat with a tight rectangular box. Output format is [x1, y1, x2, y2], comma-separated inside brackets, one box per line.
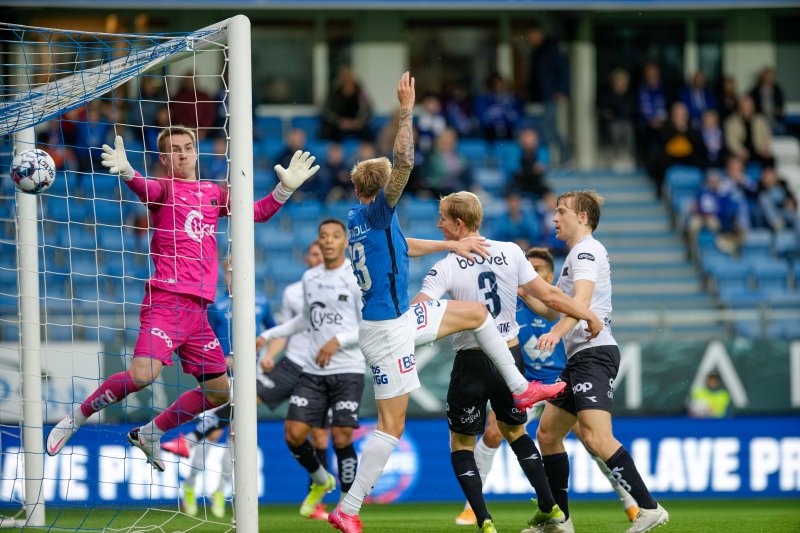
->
[740, 229, 772, 258]
[775, 230, 800, 257]
[473, 168, 507, 195]
[69, 248, 99, 277]
[97, 226, 125, 252]
[65, 223, 97, 250]
[44, 324, 74, 342]
[0, 293, 17, 315]
[371, 115, 391, 134]
[254, 115, 284, 140]
[286, 200, 323, 225]
[494, 142, 522, 173]
[718, 287, 764, 308]
[665, 165, 703, 197]
[708, 261, 751, 293]
[290, 116, 321, 139]
[752, 260, 789, 292]
[305, 139, 331, 162]
[772, 136, 800, 166]
[258, 138, 285, 163]
[256, 227, 294, 256]
[92, 199, 125, 226]
[42, 246, 69, 274]
[458, 138, 490, 166]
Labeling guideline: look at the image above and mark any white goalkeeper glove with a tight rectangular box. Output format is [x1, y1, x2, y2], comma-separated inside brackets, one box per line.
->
[272, 150, 319, 203]
[100, 136, 135, 180]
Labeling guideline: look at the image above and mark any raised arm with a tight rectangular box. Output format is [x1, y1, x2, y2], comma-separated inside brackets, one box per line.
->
[384, 72, 416, 207]
[101, 136, 165, 205]
[406, 236, 489, 259]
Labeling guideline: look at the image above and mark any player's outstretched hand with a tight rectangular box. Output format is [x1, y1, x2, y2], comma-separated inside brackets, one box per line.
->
[100, 136, 134, 180]
[536, 331, 561, 353]
[397, 71, 415, 110]
[585, 314, 603, 340]
[274, 150, 320, 192]
[452, 236, 490, 260]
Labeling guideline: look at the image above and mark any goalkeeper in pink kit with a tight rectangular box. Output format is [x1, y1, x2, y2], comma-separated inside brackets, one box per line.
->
[46, 126, 319, 471]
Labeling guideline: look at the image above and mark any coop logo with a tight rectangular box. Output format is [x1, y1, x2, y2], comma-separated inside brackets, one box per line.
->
[412, 303, 428, 328]
[150, 327, 173, 349]
[355, 423, 419, 504]
[372, 365, 389, 385]
[573, 382, 593, 394]
[289, 395, 309, 407]
[203, 338, 220, 351]
[88, 390, 118, 413]
[309, 302, 343, 330]
[184, 210, 216, 243]
[335, 401, 359, 412]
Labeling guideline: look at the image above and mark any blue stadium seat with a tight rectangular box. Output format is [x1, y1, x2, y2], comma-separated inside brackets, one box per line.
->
[399, 197, 439, 225]
[44, 324, 73, 342]
[371, 115, 391, 134]
[708, 261, 751, 293]
[42, 246, 69, 274]
[665, 165, 703, 196]
[258, 138, 286, 163]
[326, 200, 352, 221]
[254, 115, 284, 140]
[473, 168, 507, 195]
[719, 287, 764, 308]
[290, 116, 321, 139]
[92, 199, 125, 226]
[1, 321, 19, 341]
[459, 138, 489, 166]
[97, 226, 124, 252]
[0, 293, 17, 315]
[64, 223, 97, 250]
[794, 261, 800, 288]
[752, 260, 789, 292]
[256, 227, 294, 256]
[775, 230, 800, 257]
[494, 142, 522, 173]
[740, 229, 772, 258]
[69, 249, 99, 277]
[305, 140, 331, 162]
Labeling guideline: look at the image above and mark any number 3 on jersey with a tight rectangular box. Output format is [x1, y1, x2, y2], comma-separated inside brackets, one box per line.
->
[350, 241, 372, 290]
[478, 271, 501, 318]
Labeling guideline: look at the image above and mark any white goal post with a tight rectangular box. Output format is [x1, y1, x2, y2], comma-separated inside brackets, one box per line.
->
[1, 14, 258, 532]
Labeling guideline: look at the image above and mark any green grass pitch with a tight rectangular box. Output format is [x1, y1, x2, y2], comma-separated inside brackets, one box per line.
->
[9, 499, 799, 532]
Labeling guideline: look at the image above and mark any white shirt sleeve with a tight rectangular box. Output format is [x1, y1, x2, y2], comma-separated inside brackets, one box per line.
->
[336, 277, 363, 349]
[277, 285, 294, 323]
[419, 257, 450, 300]
[260, 313, 307, 340]
[515, 246, 538, 286]
[571, 244, 601, 283]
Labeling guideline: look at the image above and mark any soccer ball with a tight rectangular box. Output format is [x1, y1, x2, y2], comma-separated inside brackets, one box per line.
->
[10, 148, 57, 194]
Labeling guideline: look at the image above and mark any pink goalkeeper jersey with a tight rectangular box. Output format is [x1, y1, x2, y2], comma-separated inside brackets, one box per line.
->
[125, 171, 283, 303]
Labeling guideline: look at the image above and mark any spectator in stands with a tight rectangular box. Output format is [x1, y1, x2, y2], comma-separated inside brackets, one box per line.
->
[318, 143, 351, 202]
[536, 192, 569, 257]
[493, 192, 541, 250]
[724, 155, 761, 228]
[36, 120, 77, 172]
[377, 109, 426, 196]
[758, 166, 800, 239]
[749, 66, 786, 135]
[637, 61, 668, 168]
[202, 137, 229, 181]
[417, 94, 448, 154]
[598, 68, 636, 171]
[127, 76, 165, 131]
[320, 66, 373, 141]
[689, 169, 745, 254]
[74, 100, 113, 174]
[688, 371, 731, 418]
[724, 95, 775, 168]
[276, 128, 307, 170]
[652, 102, 707, 194]
[717, 75, 739, 123]
[474, 72, 523, 142]
[700, 109, 725, 168]
[421, 127, 472, 196]
[508, 127, 550, 198]
[169, 74, 216, 139]
[679, 71, 716, 129]
[526, 22, 570, 163]
[442, 81, 475, 138]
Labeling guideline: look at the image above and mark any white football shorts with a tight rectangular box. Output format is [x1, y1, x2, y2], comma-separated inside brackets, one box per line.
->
[359, 300, 447, 400]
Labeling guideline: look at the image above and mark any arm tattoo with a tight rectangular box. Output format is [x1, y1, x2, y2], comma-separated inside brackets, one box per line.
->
[385, 108, 414, 207]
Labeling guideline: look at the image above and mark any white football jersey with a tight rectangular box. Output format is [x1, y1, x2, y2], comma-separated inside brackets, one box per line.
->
[277, 280, 312, 368]
[302, 260, 365, 376]
[557, 235, 617, 357]
[420, 240, 537, 352]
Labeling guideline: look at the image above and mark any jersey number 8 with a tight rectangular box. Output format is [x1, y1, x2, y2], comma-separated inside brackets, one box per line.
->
[349, 241, 372, 291]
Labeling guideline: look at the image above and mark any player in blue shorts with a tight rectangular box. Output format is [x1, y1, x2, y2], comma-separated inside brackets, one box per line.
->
[328, 73, 601, 533]
[452, 248, 639, 528]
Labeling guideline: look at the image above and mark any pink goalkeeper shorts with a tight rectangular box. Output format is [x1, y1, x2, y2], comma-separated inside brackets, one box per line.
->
[133, 285, 227, 378]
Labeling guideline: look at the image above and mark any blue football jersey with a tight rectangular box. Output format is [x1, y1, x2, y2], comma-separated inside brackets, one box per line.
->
[347, 189, 409, 321]
[516, 297, 566, 384]
[208, 292, 275, 356]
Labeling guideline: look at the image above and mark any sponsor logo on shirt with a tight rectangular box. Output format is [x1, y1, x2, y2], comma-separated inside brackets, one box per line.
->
[455, 252, 509, 269]
[412, 303, 428, 329]
[203, 338, 221, 351]
[427, 269, 437, 276]
[577, 252, 595, 261]
[150, 327, 173, 349]
[349, 221, 371, 240]
[335, 400, 359, 412]
[289, 395, 309, 407]
[184, 210, 216, 243]
[459, 405, 480, 424]
[309, 301, 343, 330]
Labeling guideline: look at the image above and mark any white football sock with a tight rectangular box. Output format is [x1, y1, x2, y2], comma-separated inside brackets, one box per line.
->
[340, 430, 398, 516]
[473, 438, 500, 485]
[310, 465, 330, 486]
[215, 442, 232, 493]
[473, 315, 528, 394]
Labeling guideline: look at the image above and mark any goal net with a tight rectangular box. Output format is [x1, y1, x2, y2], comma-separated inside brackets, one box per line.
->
[0, 16, 258, 532]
